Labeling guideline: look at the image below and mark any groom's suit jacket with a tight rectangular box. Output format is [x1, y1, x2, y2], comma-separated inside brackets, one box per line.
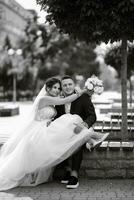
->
[55, 93, 96, 128]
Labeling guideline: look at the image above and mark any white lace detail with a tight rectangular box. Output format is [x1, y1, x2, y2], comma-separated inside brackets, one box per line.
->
[35, 106, 57, 121]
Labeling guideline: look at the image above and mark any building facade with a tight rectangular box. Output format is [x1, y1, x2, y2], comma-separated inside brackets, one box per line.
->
[0, 0, 35, 47]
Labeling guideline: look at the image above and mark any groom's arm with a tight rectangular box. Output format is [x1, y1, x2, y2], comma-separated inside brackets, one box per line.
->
[54, 105, 65, 119]
[82, 94, 96, 128]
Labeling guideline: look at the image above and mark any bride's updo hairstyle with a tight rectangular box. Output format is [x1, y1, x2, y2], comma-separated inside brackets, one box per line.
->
[45, 77, 61, 91]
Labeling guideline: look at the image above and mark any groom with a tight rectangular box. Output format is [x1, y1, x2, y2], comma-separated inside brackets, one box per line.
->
[55, 75, 96, 189]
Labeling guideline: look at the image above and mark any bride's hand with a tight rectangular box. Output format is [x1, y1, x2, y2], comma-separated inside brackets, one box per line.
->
[84, 86, 94, 96]
[75, 87, 82, 94]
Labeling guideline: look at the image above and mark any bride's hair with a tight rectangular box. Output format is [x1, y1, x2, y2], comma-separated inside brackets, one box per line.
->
[45, 77, 61, 91]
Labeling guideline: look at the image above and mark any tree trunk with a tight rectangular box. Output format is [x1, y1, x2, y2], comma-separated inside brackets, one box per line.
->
[3, 87, 5, 99]
[129, 76, 132, 107]
[121, 37, 128, 141]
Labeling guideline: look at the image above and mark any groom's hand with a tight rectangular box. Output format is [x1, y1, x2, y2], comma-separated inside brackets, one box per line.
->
[46, 121, 51, 127]
[86, 89, 94, 97]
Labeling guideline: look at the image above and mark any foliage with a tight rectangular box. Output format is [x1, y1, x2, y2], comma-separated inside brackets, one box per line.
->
[17, 15, 51, 94]
[105, 45, 134, 78]
[0, 17, 99, 99]
[0, 36, 35, 98]
[37, 0, 134, 140]
[37, 0, 134, 43]
[3, 35, 12, 50]
[66, 41, 100, 78]
[0, 59, 13, 93]
[17, 68, 35, 90]
[0, 37, 13, 95]
[19, 15, 50, 66]
[36, 25, 100, 80]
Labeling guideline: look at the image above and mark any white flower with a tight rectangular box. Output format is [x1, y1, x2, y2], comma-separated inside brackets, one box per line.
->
[97, 80, 103, 86]
[94, 86, 103, 94]
[84, 76, 104, 95]
[85, 82, 93, 90]
[97, 86, 104, 94]
[94, 86, 99, 93]
[90, 78, 97, 85]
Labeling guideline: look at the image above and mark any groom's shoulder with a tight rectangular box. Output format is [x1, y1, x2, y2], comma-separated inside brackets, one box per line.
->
[77, 93, 91, 103]
[80, 93, 91, 100]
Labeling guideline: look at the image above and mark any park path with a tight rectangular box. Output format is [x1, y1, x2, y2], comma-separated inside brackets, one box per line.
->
[0, 179, 134, 200]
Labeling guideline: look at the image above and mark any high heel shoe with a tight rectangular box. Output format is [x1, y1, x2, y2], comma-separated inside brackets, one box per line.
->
[86, 132, 109, 151]
[92, 132, 109, 148]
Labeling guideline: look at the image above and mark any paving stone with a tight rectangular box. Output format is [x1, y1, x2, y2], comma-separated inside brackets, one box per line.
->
[0, 179, 131, 200]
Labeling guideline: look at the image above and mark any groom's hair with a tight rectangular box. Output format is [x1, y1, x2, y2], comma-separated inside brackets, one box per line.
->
[61, 75, 75, 83]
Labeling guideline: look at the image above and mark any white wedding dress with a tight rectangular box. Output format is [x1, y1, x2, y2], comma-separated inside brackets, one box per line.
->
[0, 105, 93, 191]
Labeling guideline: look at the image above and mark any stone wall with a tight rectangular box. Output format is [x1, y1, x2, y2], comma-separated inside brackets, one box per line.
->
[53, 142, 134, 179]
[80, 143, 134, 178]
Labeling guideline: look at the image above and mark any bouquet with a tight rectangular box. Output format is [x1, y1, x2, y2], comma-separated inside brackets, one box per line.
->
[85, 75, 104, 95]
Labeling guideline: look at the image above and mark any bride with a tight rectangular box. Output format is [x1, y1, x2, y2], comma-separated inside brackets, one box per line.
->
[0, 77, 108, 191]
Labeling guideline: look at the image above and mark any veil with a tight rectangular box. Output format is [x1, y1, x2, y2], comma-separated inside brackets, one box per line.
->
[30, 84, 47, 119]
[0, 85, 47, 158]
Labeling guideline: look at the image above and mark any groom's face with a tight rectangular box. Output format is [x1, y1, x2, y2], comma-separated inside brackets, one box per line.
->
[61, 78, 75, 96]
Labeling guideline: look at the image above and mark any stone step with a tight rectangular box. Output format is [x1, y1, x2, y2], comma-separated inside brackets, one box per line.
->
[110, 112, 134, 119]
[100, 108, 134, 114]
[95, 119, 134, 126]
[94, 126, 134, 132]
[91, 141, 134, 151]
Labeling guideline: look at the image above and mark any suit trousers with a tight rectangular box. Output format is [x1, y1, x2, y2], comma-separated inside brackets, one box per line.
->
[63, 145, 84, 173]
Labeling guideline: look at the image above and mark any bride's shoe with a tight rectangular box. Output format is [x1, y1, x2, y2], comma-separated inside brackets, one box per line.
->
[91, 132, 109, 148]
[86, 132, 109, 151]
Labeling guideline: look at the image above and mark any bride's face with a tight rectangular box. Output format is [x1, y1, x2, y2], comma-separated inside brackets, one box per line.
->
[48, 83, 61, 97]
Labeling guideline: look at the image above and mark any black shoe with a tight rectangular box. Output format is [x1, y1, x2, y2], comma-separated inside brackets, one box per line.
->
[61, 171, 70, 184]
[66, 176, 79, 189]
